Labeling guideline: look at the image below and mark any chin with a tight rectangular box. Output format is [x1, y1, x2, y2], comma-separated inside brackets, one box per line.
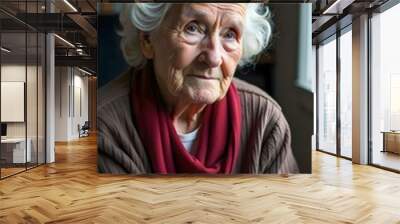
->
[185, 88, 221, 105]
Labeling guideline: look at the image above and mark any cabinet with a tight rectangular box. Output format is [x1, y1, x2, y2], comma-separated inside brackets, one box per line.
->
[0, 138, 32, 164]
[382, 132, 400, 154]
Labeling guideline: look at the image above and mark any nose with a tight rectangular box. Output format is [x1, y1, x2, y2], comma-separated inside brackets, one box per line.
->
[199, 34, 223, 68]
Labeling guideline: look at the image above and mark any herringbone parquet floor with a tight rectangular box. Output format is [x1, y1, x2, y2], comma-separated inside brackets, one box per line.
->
[1, 134, 400, 223]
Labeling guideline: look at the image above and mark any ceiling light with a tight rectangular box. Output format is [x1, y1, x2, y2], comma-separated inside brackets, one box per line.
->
[1, 47, 11, 53]
[322, 0, 354, 15]
[76, 48, 86, 55]
[78, 67, 92, 76]
[54, 34, 75, 48]
[63, 0, 78, 12]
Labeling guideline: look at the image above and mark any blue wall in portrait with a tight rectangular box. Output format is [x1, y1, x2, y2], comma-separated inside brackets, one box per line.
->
[98, 15, 129, 88]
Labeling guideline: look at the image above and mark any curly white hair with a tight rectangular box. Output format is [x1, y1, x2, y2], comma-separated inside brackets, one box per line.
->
[119, 3, 272, 68]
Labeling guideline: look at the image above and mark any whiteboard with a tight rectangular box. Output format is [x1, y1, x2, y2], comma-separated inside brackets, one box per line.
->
[1, 82, 25, 122]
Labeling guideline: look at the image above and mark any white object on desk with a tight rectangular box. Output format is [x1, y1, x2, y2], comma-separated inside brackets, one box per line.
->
[1, 138, 31, 163]
[1, 82, 25, 122]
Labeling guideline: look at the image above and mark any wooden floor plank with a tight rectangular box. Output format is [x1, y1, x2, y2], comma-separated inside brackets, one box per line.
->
[0, 134, 400, 223]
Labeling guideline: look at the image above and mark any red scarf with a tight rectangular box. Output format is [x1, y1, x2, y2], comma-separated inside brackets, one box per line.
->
[130, 68, 241, 174]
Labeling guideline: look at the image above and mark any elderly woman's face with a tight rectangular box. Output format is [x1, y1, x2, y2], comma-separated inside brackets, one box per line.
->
[146, 3, 246, 105]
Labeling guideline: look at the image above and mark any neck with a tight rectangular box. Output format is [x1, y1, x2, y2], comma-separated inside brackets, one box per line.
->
[155, 79, 206, 134]
[170, 101, 206, 134]
[148, 65, 206, 134]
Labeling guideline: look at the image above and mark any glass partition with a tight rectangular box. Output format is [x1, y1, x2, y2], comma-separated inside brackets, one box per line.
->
[339, 28, 352, 158]
[1, 30, 28, 177]
[317, 36, 337, 155]
[38, 32, 45, 165]
[27, 30, 38, 169]
[0, 0, 46, 179]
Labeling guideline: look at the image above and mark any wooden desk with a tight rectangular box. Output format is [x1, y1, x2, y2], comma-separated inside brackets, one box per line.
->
[1, 138, 31, 163]
[382, 131, 400, 154]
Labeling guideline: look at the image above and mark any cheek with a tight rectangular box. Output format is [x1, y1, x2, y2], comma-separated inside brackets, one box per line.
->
[221, 47, 242, 79]
[154, 39, 200, 95]
[218, 48, 241, 99]
[169, 43, 199, 69]
[154, 32, 198, 69]
[168, 46, 199, 92]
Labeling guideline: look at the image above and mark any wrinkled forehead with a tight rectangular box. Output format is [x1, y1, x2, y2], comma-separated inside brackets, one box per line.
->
[165, 3, 247, 22]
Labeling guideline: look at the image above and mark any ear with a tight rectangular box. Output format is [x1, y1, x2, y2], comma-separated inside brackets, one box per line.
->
[139, 32, 154, 59]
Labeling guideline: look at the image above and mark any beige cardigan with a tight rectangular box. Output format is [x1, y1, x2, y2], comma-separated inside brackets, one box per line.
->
[97, 69, 299, 174]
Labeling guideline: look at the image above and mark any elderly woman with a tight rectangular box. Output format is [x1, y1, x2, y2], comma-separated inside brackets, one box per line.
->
[98, 3, 299, 174]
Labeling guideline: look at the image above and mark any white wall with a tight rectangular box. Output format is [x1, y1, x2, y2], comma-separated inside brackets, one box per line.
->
[1, 82, 25, 122]
[1, 65, 26, 132]
[54, 67, 89, 141]
[72, 73, 89, 138]
[55, 66, 69, 141]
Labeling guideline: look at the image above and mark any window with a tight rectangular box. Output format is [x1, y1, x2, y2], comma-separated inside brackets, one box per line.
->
[339, 28, 352, 158]
[317, 36, 337, 154]
[370, 2, 400, 171]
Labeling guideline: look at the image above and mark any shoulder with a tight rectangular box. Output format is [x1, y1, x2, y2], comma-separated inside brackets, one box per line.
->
[233, 78, 281, 110]
[97, 69, 134, 139]
[233, 78, 283, 121]
[98, 69, 133, 109]
[233, 79, 297, 173]
[97, 69, 151, 173]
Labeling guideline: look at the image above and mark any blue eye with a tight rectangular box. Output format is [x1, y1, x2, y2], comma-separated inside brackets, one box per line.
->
[185, 22, 200, 34]
[224, 30, 237, 40]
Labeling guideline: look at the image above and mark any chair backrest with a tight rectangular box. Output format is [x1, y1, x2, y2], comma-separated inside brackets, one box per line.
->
[82, 121, 90, 129]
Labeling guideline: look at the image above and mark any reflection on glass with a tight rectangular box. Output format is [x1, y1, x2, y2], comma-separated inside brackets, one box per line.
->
[312, 46, 317, 150]
[38, 33, 46, 165]
[27, 31, 38, 169]
[1, 31, 27, 177]
[340, 29, 352, 158]
[0, 1, 46, 179]
[371, 3, 400, 171]
[318, 37, 337, 154]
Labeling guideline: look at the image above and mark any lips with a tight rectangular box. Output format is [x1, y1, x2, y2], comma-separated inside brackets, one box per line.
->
[188, 74, 219, 80]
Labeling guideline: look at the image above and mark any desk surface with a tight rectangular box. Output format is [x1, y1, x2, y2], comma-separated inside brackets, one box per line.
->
[381, 131, 400, 134]
[1, 138, 27, 143]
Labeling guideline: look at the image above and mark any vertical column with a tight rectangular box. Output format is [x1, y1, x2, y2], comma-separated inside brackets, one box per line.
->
[336, 29, 341, 157]
[352, 14, 369, 164]
[46, 1, 55, 163]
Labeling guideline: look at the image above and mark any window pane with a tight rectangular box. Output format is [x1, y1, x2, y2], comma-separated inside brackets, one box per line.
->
[318, 37, 337, 154]
[371, 3, 400, 171]
[340, 29, 352, 158]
